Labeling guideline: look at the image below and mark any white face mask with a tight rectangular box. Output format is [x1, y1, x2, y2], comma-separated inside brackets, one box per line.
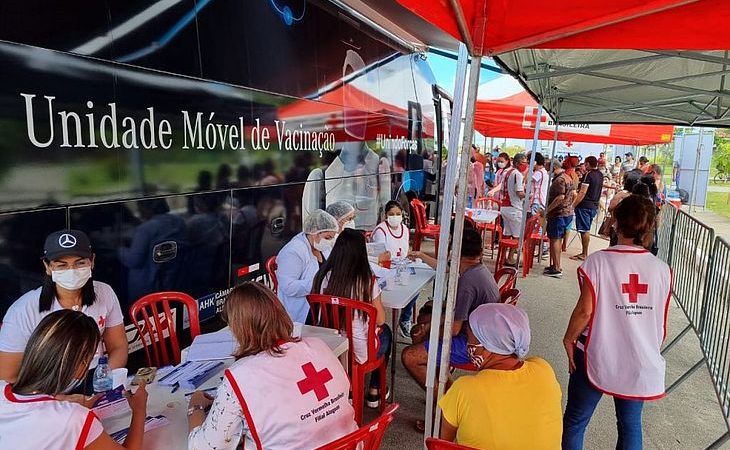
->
[387, 215, 403, 228]
[313, 237, 335, 253]
[52, 267, 92, 291]
[343, 220, 356, 229]
[497, 162, 507, 169]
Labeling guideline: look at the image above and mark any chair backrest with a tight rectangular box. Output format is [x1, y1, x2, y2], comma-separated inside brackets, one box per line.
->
[315, 404, 399, 450]
[525, 214, 541, 237]
[494, 267, 517, 294]
[500, 288, 521, 306]
[129, 291, 201, 367]
[306, 294, 380, 368]
[410, 198, 428, 232]
[265, 255, 278, 293]
[475, 196, 500, 210]
[425, 437, 480, 450]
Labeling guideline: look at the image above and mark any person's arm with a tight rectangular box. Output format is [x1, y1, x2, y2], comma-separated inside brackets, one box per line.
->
[372, 295, 386, 327]
[408, 250, 437, 269]
[87, 383, 148, 450]
[440, 416, 458, 442]
[563, 279, 594, 373]
[545, 195, 565, 215]
[276, 247, 314, 298]
[103, 325, 128, 370]
[0, 352, 22, 383]
[486, 182, 502, 197]
[450, 319, 464, 337]
[188, 380, 246, 450]
[573, 185, 588, 207]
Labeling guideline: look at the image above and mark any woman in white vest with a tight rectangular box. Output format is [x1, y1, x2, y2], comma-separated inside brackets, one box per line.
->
[371, 200, 414, 337]
[0, 309, 149, 450]
[312, 229, 391, 409]
[562, 194, 671, 450]
[276, 210, 339, 323]
[187, 282, 357, 450]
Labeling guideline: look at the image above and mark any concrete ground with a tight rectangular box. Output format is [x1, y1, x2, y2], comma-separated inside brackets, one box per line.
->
[369, 236, 729, 450]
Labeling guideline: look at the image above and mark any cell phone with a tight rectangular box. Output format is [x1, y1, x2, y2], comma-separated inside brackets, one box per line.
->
[131, 367, 157, 385]
[409, 266, 416, 275]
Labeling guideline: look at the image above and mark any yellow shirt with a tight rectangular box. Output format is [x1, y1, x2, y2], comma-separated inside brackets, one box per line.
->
[438, 357, 562, 450]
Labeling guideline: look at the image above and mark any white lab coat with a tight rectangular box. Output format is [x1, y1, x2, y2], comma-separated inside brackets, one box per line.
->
[276, 232, 321, 323]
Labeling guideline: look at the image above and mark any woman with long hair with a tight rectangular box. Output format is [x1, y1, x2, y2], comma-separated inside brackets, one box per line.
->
[0, 230, 127, 390]
[187, 282, 357, 450]
[0, 309, 148, 450]
[313, 229, 391, 409]
[562, 194, 671, 449]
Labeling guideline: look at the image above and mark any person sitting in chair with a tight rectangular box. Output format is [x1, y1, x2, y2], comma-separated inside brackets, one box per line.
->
[439, 303, 562, 450]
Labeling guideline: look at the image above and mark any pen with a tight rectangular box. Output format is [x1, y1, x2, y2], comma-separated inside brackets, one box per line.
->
[184, 387, 218, 397]
[170, 383, 179, 394]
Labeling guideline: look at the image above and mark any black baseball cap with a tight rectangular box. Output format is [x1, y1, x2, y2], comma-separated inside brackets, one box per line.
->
[44, 229, 93, 261]
[625, 152, 633, 157]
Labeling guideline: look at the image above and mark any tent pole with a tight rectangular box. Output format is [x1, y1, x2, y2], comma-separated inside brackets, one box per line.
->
[423, 43, 469, 443]
[690, 128, 704, 213]
[431, 54, 482, 439]
[515, 104, 544, 277]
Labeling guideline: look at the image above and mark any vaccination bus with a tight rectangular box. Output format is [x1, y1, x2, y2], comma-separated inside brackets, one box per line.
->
[0, 0, 450, 355]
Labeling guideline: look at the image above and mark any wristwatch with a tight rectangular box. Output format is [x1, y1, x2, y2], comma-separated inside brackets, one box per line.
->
[187, 404, 206, 417]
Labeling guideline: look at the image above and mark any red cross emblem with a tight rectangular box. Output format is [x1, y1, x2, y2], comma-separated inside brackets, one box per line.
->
[621, 274, 648, 303]
[565, 141, 574, 148]
[296, 362, 333, 401]
[98, 316, 106, 327]
[522, 106, 548, 129]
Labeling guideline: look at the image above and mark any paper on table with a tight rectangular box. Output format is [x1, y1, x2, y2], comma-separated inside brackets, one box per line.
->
[187, 328, 237, 361]
[110, 415, 170, 444]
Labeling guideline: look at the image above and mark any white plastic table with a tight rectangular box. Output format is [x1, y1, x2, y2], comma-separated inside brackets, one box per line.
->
[380, 262, 436, 399]
[465, 208, 500, 224]
[102, 325, 348, 450]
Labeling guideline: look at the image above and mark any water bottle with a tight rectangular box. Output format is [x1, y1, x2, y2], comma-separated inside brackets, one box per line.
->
[93, 355, 113, 393]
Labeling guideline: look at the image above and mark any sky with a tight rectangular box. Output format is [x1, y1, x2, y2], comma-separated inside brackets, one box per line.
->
[426, 51, 527, 150]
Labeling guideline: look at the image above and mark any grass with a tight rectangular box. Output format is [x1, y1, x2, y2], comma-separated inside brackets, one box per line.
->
[706, 191, 730, 219]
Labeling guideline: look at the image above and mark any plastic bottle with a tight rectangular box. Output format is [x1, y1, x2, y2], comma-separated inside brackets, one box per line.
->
[93, 355, 113, 393]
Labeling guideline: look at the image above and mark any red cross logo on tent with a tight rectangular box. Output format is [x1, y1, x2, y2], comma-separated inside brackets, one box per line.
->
[522, 106, 548, 129]
[621, 273, 648, 303]
[565, 141, 574, 148]
[296, 362, 333, 401]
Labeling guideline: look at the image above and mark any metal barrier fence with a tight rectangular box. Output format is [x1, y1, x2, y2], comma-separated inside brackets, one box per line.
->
[700, 238, 730, 449]
[656, 205, 677, 264]
[667, 211, 715, 333]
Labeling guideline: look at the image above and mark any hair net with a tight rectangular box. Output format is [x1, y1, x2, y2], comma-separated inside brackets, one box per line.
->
[325, 201, 355, 221]
[469, 303, 531, 360]
[303, 209, 339, 235]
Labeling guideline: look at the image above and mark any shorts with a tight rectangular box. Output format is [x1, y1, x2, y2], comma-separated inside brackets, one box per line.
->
[423, 333, 469, 365]
[574, 207, 598, 233]
[501, 206, 523, 238]
[547, 215, 573, 239]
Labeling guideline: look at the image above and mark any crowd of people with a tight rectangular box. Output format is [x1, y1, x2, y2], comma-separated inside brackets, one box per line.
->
[0, 145, 672, 450]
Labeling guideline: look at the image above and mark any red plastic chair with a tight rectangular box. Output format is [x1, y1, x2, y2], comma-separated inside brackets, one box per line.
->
[129, 291, 201, 367]
[495, 215, 540, 275]
[410, 198, 440, 254]
[494, 267, 517, 295]
[315, 404, 399, 450]
[500, 288, 521, 306]
[425, 438, 480, 450]
[265, 255, 278, 293]
[525, 216, 550, 277]
[306, 294, 388, 425]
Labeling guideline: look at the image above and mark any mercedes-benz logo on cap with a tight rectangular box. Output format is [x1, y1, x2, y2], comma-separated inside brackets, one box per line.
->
[58, 233, 77, 248]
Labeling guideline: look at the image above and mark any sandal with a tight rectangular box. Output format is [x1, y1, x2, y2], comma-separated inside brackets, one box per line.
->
[569, 254, 586, 261]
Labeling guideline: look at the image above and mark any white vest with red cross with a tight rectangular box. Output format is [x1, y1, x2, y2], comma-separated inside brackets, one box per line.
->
[225, 337, 357, 450]
[500, 167, 518, 207]
[578, 245, 672, 400]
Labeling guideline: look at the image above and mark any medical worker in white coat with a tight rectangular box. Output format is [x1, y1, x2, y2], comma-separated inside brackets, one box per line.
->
[562, 194, 671, 450]
[276, 209, 339, 323]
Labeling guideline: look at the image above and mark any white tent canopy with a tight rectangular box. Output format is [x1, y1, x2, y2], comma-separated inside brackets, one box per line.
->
[496, 49, 730, 127]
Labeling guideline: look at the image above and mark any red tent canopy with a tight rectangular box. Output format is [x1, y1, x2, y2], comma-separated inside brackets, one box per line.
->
[475, 76, 674, 145]
[394, 0, 730, 56]
[278, 84, 434, 141]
